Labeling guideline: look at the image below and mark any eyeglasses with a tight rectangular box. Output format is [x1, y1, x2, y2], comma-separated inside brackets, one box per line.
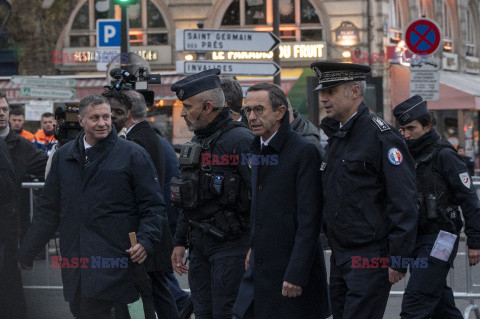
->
[242, 105, 265, 116]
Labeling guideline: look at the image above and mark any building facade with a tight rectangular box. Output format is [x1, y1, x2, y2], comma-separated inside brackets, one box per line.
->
[1, 0, 479, 152]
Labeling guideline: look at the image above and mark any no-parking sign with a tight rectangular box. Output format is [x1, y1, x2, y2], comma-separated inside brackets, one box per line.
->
[404, 19, 442, 55]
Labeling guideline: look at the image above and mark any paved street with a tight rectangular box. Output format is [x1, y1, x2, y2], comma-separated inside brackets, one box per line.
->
[22, 238, 480, 319]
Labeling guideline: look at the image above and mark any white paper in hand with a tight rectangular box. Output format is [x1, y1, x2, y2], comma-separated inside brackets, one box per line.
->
[430, 230, 457, 262]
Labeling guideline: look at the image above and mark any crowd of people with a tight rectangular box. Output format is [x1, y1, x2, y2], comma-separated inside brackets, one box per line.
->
[1, 62, 480, 319]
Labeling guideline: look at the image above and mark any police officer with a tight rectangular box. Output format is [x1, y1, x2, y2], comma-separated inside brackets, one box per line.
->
[170, 69, 253, 319]
[314, 62, 418, 319]
[394, 95, 480, 319]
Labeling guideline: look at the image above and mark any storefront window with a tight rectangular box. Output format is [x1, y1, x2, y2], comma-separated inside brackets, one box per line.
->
[72, 2, 89, 30]
[221, 0, 323, 41]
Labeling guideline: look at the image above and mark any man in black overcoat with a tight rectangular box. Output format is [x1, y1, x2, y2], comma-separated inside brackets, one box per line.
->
[124, 89, 178, 318]
[233, 83, 330, 319]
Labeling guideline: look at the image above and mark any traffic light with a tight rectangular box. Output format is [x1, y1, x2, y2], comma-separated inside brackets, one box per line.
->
[112, 0, 138, 6]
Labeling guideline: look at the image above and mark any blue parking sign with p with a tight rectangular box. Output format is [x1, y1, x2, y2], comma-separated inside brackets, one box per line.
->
[97, 19, 121, 47]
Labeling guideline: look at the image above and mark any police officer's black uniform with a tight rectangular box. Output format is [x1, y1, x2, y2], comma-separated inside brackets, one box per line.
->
[170, 69, 253, 319]
[394, 95, 480, 319]
[314, 62, 418, 319]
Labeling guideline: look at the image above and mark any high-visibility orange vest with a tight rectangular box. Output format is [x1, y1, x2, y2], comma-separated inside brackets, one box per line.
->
[18, 129, 34, 141]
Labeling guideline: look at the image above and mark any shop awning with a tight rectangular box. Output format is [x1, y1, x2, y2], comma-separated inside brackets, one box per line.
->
[390, 65, 480, 110]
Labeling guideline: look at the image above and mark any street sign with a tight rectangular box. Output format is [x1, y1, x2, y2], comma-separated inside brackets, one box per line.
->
[96, 19, 121, 71]
[176, 60, 281, 76]
[10, 76, 76, 87]
[405, 18, 442, 55]
[410, 69, 439, 101]
[25, 101, 54, 121]
[20, 87, 76, 100]
[176, 29, 281, 52]
[409, 56, 440, 71]
[97, 19, 121, 47]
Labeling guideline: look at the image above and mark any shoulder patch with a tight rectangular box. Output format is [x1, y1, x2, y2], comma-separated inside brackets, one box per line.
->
[459, 172, 471, 189]
[388, 148, 403, 165]
[372, 117, 390, 132]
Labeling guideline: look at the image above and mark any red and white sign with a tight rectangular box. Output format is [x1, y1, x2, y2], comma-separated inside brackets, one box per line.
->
[405, 19, 442, 55]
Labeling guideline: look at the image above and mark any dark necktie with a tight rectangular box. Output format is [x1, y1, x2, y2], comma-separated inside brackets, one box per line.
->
[85, 147, 94, 165]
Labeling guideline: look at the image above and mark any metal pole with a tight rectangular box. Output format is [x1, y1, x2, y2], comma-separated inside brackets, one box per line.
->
[197, 21, 206, 61]
[120, 5, 130, 57]
[272, 0, 281, 85]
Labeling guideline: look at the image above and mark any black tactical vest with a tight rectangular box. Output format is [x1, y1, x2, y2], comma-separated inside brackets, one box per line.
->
[415, 140, 463, 235]
[170, 121, 250, 238]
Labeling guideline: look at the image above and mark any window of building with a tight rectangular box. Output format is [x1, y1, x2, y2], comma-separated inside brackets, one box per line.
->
[68, 0, 168, 47]
[388, 0, 403, 43]
[418, 0, 426, 17]
[466, 9, 476, 56]
[442, 0, 454, 51]
[220, 0, 323, 42]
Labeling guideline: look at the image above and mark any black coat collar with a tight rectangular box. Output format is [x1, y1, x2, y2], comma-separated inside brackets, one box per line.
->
[66, 129, 118, 163]
[126, 120, 151, 136]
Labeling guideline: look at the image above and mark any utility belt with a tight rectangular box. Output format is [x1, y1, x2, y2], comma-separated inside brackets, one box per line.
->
[418, 193, 463, 233]
[188, 210, 249, 240]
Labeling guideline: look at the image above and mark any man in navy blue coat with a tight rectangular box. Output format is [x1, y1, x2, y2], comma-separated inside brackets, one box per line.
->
[18, 94, 166, 319]
[315, 62, 418, 319]
[233, 83, 330, 319]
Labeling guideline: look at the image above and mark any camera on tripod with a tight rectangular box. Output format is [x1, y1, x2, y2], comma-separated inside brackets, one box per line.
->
[105, 67, 161, 106]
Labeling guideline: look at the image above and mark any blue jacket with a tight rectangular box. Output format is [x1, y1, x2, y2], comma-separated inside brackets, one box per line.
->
[19, 130, 166, 303]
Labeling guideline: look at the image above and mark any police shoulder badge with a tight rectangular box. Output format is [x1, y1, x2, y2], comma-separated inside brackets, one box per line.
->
[459, 172, 471, 189]
[372, 117, 390, 132]
[388, 147, 403, 165]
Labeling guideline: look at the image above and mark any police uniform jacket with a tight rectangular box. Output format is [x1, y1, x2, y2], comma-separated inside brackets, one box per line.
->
[127, 120, 173, 272]
[174, 109, 253, 246]
[18, 130, 166, 304]
[408, 129, 480, 249]
[248, 113, 330, 318]
[320, 102, 418, 266]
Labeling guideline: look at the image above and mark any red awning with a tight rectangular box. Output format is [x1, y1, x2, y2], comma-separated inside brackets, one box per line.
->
[390, 65, 480, 110]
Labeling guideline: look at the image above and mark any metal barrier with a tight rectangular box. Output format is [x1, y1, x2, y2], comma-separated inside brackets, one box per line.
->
[387, 181, 480, 319]
[21, 181, 480, 317]
[21, 182, 62, 290]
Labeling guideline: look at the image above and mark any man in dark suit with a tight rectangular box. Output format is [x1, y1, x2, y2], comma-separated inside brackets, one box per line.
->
[233, 83, 330, 319]
[124, 90, 178, 318]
